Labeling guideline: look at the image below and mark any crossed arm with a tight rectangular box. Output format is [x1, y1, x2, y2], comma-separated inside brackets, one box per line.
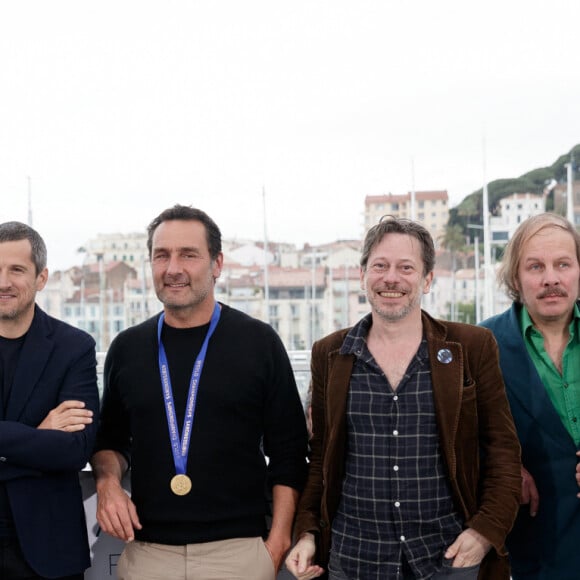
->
[37, 400, 93, 432]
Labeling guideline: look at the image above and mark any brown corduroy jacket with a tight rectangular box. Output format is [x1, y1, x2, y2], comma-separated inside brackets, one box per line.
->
[294, 311, 521, 580]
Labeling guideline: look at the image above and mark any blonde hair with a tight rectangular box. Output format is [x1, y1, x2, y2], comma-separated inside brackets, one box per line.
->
[498, 213, 580, 302]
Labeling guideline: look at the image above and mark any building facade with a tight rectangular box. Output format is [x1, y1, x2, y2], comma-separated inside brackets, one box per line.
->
[364, 190, 449, 241]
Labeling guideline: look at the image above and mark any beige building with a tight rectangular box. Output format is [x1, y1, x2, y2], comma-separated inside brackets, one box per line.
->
[364, 190, 449, 241]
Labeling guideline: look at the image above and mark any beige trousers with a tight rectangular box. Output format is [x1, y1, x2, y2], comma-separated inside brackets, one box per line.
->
[117, 536, 275, 580]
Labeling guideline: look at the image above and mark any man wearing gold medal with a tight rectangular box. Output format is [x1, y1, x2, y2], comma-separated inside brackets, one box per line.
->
[91, 205, 309, 580]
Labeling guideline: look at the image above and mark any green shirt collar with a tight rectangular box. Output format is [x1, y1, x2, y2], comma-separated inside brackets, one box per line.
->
[519, 302, 580, 338]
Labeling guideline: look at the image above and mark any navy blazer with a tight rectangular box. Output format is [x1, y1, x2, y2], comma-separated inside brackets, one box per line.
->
[0, 306, 99, 577]
[482, 304, 580, 580]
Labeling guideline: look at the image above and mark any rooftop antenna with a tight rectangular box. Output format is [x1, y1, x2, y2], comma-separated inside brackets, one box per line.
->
[410, 157, 416, 220]
[27, 176, 33, 226]
[262, 186, 270, 325]
[482, 134, 493, 319]
[565, 155, 575, 224]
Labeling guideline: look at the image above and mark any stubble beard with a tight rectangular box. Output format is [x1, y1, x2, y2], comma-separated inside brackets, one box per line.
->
[0, 295, 35, 322]
[158, 281, 212, 313]
[368, 289, 422, 323]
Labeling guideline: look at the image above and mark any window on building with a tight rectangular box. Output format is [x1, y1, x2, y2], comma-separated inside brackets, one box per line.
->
[289, 288, 305, 299]
[358, 295, 367, 304]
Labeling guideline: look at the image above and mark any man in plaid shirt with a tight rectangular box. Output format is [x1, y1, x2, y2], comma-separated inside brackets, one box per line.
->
[286, 216, 521, 580]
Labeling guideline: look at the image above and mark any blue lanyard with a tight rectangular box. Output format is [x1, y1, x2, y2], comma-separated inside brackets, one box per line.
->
[157, 302, 221, 476]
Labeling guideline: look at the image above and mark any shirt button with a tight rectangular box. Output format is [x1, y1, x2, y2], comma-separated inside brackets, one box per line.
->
[564, 383, 569, 389]
[0, 457, 6, 462]
[393, 465, 399, 471]
[394, 501, 401, 507]
[393, 430, 399, 436]
[393, 395, 399, 401]
[400, 535, 406, 541]
[573, 417, 577, 423]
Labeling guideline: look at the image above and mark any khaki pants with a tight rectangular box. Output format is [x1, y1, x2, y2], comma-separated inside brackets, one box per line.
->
[117, 536, 275, 580]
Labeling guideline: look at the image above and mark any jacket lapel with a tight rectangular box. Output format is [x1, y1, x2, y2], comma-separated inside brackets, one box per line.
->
[495, 305, 573, 447]
[427, 335, 464, 479]
[6, 308, 54, 421]
[326, 350, 354, 433]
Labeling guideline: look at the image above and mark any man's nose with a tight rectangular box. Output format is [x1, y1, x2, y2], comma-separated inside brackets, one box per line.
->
[542, 265, 560, 285]
[0, 270, 11, 288]
[165, 254, 183, 275]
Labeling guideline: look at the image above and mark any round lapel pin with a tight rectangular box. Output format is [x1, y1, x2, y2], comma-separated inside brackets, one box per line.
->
[437, 348, 453, 364]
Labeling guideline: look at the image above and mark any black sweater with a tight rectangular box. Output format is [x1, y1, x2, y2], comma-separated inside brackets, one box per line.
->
[94, 304, 308, 544]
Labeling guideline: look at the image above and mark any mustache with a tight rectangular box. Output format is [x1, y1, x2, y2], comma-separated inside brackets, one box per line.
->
[537, 287, 568, 299]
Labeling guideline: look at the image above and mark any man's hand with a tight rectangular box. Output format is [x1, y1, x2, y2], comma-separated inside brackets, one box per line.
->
[264, 533, 290, 574]
[521, 465, 539, 516]
[96, 478, 142, 542]
[285, 533, 325, 580]
[444, 528, 491, 568]
[37, 400, 93, 432]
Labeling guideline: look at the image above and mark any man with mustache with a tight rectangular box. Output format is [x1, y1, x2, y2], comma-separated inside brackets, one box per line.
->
[481, 213, 580, 580]
[286, 216, 521, 580]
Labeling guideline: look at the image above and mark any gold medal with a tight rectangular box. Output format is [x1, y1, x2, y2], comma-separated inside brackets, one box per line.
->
[170, 474, 192, 496]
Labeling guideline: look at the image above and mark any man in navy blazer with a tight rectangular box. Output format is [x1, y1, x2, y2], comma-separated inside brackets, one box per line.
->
[482, 213, 580, 580]
[0, 221, 99, 579]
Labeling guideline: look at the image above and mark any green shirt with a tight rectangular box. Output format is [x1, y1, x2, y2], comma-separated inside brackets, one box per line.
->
[520, 304, 580, 446]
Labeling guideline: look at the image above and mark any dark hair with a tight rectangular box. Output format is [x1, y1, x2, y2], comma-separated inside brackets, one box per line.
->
[498, 212, 580, 302]
[146, 205, 222, 259]
[0, 221, 47, 274]
[361, 215, 435, 276]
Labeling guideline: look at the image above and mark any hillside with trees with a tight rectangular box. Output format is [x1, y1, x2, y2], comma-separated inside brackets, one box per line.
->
[448, 143, 580, 236]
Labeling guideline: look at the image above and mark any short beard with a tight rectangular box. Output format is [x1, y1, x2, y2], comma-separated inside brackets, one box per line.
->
[160, 286, 210, 311]
[0, 297, 35, 322]
[367, 289, 422, 323]
[373, 303, 414, 323]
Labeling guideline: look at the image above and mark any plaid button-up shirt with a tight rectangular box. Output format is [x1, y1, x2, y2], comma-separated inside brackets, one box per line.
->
[330, 314, 463, 579]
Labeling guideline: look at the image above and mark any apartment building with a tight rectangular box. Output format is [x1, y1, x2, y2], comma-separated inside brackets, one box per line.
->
[490, 192, 545, 244]
[364, 190, 449, 241]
